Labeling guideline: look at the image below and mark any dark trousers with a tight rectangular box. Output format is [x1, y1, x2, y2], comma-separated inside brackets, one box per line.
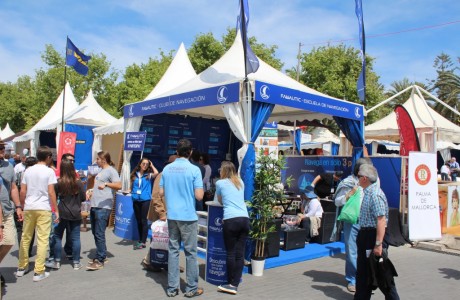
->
[299, 217, 312, 242]
[354, 228, 400, 300]
[133, 200, 150, 244]
[223, 217, 250, 287]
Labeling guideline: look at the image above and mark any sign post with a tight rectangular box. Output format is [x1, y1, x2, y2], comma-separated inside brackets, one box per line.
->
[124, 131, 147, 157]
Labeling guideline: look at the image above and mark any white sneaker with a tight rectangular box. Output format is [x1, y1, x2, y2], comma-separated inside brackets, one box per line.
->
[33, 272, 50, 282]
[73, 263, 83, 270]
[45, 261, 61, 269]
[15, 267, 30, 277]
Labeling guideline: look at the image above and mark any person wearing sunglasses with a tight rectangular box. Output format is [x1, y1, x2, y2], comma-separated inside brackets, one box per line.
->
[130, 158, 159, 250]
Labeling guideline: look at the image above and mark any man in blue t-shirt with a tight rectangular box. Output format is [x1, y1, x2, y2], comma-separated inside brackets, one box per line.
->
[160, 139, 204, 298]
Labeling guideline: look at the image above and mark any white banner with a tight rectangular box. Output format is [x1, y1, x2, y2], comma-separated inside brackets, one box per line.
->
[408, 152, 441, 240]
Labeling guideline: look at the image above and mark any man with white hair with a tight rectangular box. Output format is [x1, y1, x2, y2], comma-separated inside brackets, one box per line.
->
[354, 164, 399, 300]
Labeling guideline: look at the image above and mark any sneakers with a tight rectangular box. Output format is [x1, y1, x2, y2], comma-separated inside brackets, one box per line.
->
[184, 287, 204, 298]
[218, 284, 238, 295]
[87, 258, 108, 264]
[32, 272, 50, 282]
[44, 260, 61, 269]
[347, 283, 356, 293]
[73, 263, 83, 270]
[86, 260, 104, 271]
[15, 267, 30, 277]
[133, 242, 146, 250]
[166, 289, 179, 297]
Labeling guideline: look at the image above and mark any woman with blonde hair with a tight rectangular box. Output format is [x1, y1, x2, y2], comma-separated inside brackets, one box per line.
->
[216, 161, 249, 295]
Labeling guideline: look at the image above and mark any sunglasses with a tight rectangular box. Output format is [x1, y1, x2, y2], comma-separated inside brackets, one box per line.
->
[67, 159, 75, 163]
[357, 175, 365, 179]
[0, 145, 5, 150]
[141, 162, 149, 166]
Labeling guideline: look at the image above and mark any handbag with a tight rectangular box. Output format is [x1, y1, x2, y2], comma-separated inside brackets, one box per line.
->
[337, 189, 361, 224]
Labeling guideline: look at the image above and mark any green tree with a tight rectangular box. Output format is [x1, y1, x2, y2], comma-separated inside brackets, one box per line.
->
[430, 53, 459, 123]
[116, 51, 174, 111]
[188, 32, 225, 74]
[289, 44, 386, 129]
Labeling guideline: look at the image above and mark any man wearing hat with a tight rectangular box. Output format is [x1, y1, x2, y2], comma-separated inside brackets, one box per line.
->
[0, 139, 23, 278]
[297, 186, 323, 242]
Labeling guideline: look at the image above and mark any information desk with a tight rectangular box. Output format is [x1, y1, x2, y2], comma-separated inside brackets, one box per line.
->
[113, 192, 139, 241]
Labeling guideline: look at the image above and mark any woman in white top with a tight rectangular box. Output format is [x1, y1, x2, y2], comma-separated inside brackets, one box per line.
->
[297, 186, 323, 242]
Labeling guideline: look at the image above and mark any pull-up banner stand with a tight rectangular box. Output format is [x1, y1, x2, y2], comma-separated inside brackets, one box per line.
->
[408, 152, 441, 241]
[124, 131, 147, 152]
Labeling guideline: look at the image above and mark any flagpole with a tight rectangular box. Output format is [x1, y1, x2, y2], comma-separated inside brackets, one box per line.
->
[62, 36, 68, 132]
[240, 0, 248, 79]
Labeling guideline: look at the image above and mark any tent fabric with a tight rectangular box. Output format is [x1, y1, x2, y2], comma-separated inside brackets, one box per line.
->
[0, 123, 15, 140]
[365, 92, 460, 150]
[65, 90, 116, 126]
[310, 127, 340, 144]
[119, 42, 197, 191]
[334, 116, 364, 167]
[13, 82, 79, 143]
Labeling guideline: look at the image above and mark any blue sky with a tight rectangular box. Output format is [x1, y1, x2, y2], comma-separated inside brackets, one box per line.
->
[0, 0, 459, 90]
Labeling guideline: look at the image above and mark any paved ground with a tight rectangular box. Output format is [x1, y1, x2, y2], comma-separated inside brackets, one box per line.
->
[1, 228, 459, 299]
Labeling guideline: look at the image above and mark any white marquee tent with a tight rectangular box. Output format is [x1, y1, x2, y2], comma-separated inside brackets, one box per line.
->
[92, 42, 197, 163]
[122, 32, 364, 190]
[0, 123, 15, 140]
[365, 85, 460, 156]
[13, 82, 79, 155]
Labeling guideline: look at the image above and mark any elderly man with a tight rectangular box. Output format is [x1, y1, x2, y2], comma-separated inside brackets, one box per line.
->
[354, 164, 399, 300]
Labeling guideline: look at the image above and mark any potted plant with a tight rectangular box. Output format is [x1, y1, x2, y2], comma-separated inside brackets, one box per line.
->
[247, 151, 291, 276]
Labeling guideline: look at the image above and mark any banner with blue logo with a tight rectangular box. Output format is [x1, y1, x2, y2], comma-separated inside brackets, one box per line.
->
[254, 81, 364, 121]
[124, 131, 147, 151]
[114, 193, 139, 241]
[205, 205, 227, 286]
[124, 82, 240, 118]
[65, 124, 94, 170]
[284, 156, 353, 194]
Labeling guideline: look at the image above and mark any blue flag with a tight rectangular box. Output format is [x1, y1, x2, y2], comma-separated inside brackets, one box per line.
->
[237, 0, 259, 76]
[66, 37, 91, 76]
[355, 0, 366, 104]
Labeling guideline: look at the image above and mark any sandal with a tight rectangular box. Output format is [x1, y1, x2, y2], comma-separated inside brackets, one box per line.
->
[184, 287, 204, 298]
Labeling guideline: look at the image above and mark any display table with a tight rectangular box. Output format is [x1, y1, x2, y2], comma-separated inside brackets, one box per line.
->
[113, 192, 139, 241]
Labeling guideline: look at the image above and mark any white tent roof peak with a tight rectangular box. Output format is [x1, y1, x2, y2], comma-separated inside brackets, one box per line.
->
[365, 87, 460, 143]
[0, 123, 15, 140]
[13, 82, 79, 142]
[63, 89, 117, 126]
[144, 42, 197, 100]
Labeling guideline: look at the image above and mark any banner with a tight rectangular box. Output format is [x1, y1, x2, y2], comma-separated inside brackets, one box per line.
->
[408, 152, 441, 241]
[57, 131, 76, 170]
[205, 204, 227, 286]
[355, 0, 366, 103]
[113, 193, 139, 241]
[395, 105, 420, 156]
[254, 81, 364, 121]
[124, 131, 147, 151]
[65, 124, 94, 171]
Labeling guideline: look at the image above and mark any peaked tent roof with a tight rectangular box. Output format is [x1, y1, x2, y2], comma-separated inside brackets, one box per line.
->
[365, 93, 460, 143]
[0, 123, 15, 140]
[13, 82, 79, 142]
[128, 32, 362, 123]
[59, 89, 116, 127]
[94, 42, 197, 136]
[310, 127, 340, 143]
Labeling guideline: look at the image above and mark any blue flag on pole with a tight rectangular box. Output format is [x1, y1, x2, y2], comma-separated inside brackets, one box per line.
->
[237, 0, 259, 76]
[66, 37, 91, 76]
[355, 0, 366, 104]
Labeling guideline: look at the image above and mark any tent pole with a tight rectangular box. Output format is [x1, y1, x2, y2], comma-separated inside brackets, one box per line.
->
[366, 85, 414, 114]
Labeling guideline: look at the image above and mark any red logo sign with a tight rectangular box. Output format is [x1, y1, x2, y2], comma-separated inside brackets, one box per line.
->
[414, 164, 431, 185]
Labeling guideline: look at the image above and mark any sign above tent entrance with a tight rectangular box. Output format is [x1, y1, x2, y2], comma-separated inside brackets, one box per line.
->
[254, 81, 364, 121]
[124, 82, 240, 118]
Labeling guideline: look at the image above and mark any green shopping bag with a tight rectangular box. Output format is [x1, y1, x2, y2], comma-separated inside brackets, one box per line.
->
[337, 189, 361, 224]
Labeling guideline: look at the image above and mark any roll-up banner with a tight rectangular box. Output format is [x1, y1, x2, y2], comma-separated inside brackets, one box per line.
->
[408, 152, 441, 241]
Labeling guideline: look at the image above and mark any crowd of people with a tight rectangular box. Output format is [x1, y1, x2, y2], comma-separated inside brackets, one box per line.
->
[0, 136, 401, 299]
[440, 157, 460, 181]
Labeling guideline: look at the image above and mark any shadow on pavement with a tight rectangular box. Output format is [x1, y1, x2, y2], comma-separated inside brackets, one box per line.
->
[439, 268, 460, 280]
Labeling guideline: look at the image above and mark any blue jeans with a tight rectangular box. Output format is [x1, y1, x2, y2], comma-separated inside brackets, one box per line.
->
[167, 220, 198, 294]
[90, 208, 111, 263]
[343, 222, 360, 286]
[54, 219, 82, 263]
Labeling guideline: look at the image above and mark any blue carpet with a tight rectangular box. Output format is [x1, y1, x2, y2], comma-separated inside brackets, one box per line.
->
[265, 241, 345, 269]
[198, 241, 345, 271]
